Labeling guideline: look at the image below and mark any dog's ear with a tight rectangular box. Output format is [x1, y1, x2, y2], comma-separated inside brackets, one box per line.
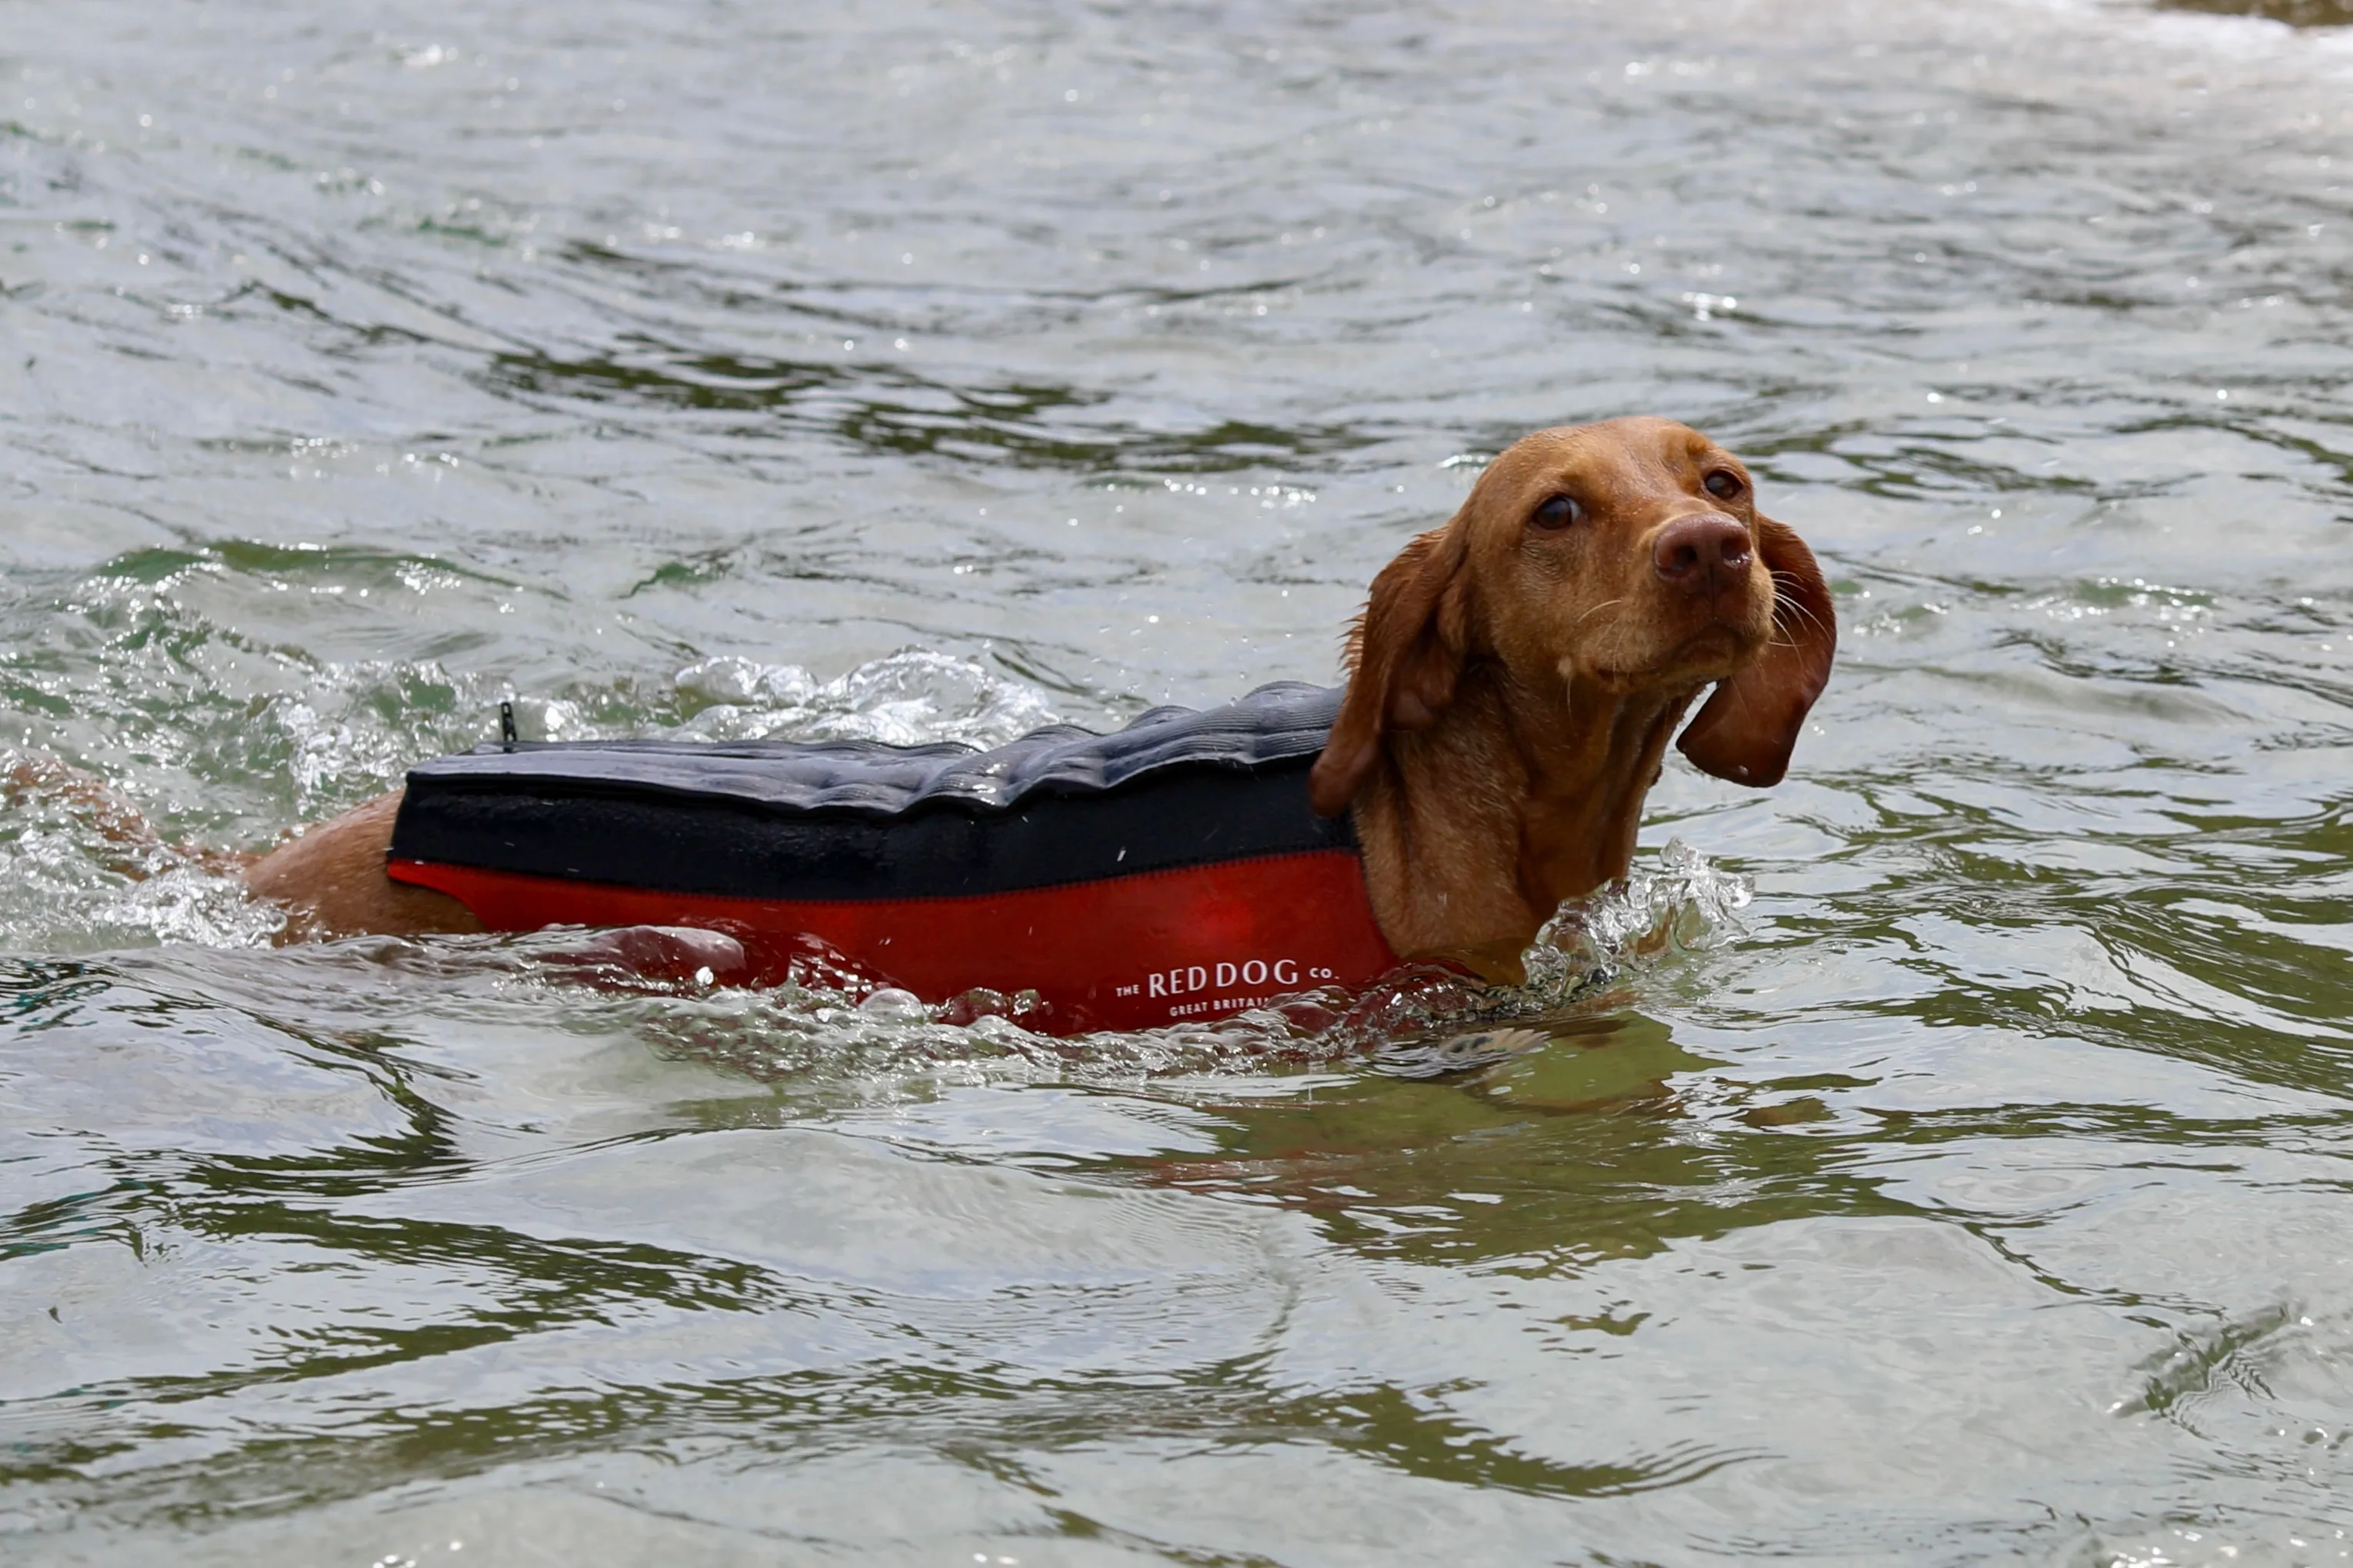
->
[1676, 514, 1836, 787]
[1309, 522, 1474, 817]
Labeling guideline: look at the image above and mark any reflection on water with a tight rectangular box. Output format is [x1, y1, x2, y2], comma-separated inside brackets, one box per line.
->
[484, 345, 1370, 473]
[6, 0, 2353, 1563]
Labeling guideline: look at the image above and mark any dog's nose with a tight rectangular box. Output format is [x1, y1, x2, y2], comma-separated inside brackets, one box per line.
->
[1651, 513, 1754, 592]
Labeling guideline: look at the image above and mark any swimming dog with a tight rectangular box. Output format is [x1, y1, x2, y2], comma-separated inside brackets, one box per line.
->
[240, 417, 1835, 1027]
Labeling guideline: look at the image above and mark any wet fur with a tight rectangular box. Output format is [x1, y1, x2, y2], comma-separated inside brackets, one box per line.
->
[242, 791, 482, 940]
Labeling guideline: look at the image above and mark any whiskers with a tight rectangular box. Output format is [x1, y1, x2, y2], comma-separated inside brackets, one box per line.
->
[1573, 595, 1628, 630]
[1767, 566, 1832, 651]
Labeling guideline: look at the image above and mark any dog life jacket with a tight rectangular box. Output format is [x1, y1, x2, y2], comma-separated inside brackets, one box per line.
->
[385, 681, 1402, 1033]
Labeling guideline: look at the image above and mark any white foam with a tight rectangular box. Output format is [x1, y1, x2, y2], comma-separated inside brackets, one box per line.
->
[674, 648, 1062, 748]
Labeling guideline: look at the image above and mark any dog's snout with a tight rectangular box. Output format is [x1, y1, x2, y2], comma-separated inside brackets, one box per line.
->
[1651, 513, 1753, 592]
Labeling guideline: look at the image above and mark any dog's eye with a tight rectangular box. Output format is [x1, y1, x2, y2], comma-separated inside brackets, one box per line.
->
[1530, 494, 1582, 531]
[1703, 469, 1745, 501]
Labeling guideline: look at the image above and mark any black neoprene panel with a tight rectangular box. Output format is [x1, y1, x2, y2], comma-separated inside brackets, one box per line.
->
[389, 682, 1355, 901]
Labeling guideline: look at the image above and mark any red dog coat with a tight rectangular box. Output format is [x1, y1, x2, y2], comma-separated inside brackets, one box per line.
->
[387, 683, 1401, 1033]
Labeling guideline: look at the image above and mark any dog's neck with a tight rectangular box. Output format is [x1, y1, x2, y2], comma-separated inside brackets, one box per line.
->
[1348, 662, 1695, 980]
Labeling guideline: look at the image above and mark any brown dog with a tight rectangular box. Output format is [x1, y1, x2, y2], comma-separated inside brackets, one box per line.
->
[1310, 415, 1835, 976]
[245, 417, 1835, 976]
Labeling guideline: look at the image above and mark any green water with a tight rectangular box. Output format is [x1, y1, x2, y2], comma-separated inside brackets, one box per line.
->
[5, 1, 2353, 1563]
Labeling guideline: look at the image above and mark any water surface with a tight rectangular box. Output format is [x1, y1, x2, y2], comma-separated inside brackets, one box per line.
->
[5, 1, 2353, 1563]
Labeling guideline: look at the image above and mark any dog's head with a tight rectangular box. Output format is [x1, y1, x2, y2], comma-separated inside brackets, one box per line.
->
[1310, 417, 1836, 815]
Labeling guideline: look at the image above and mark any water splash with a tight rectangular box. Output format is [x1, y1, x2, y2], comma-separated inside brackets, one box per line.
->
[673, 648, 1062, 747]
[1525, 836, 1755, 995]
[95, 864, 287, 950]
[0, 749, 284, 950]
